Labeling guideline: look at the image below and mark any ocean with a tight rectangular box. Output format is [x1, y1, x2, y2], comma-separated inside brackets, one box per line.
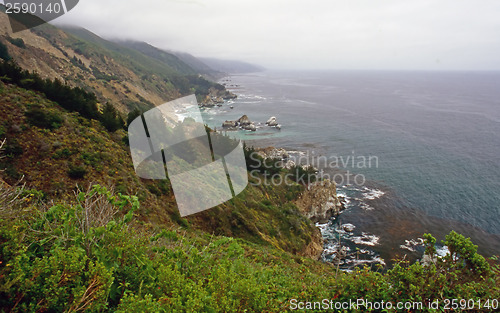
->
[198, 70, 500, 268]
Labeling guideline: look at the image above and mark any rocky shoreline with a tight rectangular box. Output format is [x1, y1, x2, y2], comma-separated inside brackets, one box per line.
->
[254, 146, 345, 260]
[200, 87, 237, 107]
[295, 179, 345, 224]
[295, 179, 345, 260]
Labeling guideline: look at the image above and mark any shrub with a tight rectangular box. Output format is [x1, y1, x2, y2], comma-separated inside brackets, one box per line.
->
[287, 164, 317, 184]
[444, 231, 491, 275]
[0, 60, 100, 121]
[25, 105, 63, 130]
[6, 37, 26, 49]
[53, 148, 72, 159]
[0, 185, 137, 311]
[68, 164, 87, 179]
[0, 41, 11, 61]
[3, 138, 23, 158]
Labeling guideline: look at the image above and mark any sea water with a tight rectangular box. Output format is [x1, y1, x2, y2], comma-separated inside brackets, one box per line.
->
[200, 70, 500, 268]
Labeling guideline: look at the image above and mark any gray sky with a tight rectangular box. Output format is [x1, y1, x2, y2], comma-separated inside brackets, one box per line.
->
[54, 0, 500, 70]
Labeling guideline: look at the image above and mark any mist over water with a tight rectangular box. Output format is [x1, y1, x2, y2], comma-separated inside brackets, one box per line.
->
[201, 70, 500, 265]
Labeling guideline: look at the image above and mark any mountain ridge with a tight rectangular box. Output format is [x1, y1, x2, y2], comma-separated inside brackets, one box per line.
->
[199, 57, 265, 74]
[115, 40, 221, 80]
[0, 12, 234, 114]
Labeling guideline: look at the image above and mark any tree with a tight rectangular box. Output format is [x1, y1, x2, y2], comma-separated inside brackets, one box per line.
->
[126, 108, 142, 128]
[100, 102, 124, 132]
[0, 41, 11, 61]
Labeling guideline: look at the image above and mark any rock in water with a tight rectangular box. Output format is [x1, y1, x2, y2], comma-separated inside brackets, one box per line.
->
[244, 123, 257, 131]
[294, 179, 344, 223]
[222, 90, 237, 100]
[222, 120, 237, 128]
[237, 115, 252, 126]
[342, 223, 356, 232]
[266, 116, 277, 125]
[266, 116, 280, 127]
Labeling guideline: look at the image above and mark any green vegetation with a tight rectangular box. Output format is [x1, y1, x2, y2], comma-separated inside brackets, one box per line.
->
[58, 27, 224, 99]
[244, 144, 282, 176]
[67, 164, 88, 179]
[186, 74, 225, 97]
[90, 65, 119, 82]
[0, 41, 11, 61]
[0, 185, 498, 312]
[1, 21, 228, 119]
[100, 103, 125, 132]
[70, 56, 87, 71]
[53, 27, 222, 99]
[115, 41, 198, 76]
[0, 60, 100, 120]
[0, 59, 129, 133]
[59, 27, 192, 78]
[126, 108, 142, 127]
[25, 105, 63, 130]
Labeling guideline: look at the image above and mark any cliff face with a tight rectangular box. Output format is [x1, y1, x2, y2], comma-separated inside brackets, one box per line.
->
[297, 226, 324, 260]
[294, 179, 345, 259]
[294, 179, 344, 224]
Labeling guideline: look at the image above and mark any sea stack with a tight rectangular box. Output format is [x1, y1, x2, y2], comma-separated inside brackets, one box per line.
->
[238, 115, 252, 126]
[266, 116, 278, 126]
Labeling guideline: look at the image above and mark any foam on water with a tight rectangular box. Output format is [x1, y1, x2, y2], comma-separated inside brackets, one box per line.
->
[400, 238, 425, 252]
[351, 233, 380, 246]
[361, 187, 386, 200]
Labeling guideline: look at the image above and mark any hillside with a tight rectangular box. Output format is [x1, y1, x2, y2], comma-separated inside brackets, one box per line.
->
[171, 50, 225, 79]
[0, 68, 322, 257]
[0, 11, 226, 114]
[117, 41, 261, 79]
[60, 27, 197, 77]
[116, 40, 223, 80]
